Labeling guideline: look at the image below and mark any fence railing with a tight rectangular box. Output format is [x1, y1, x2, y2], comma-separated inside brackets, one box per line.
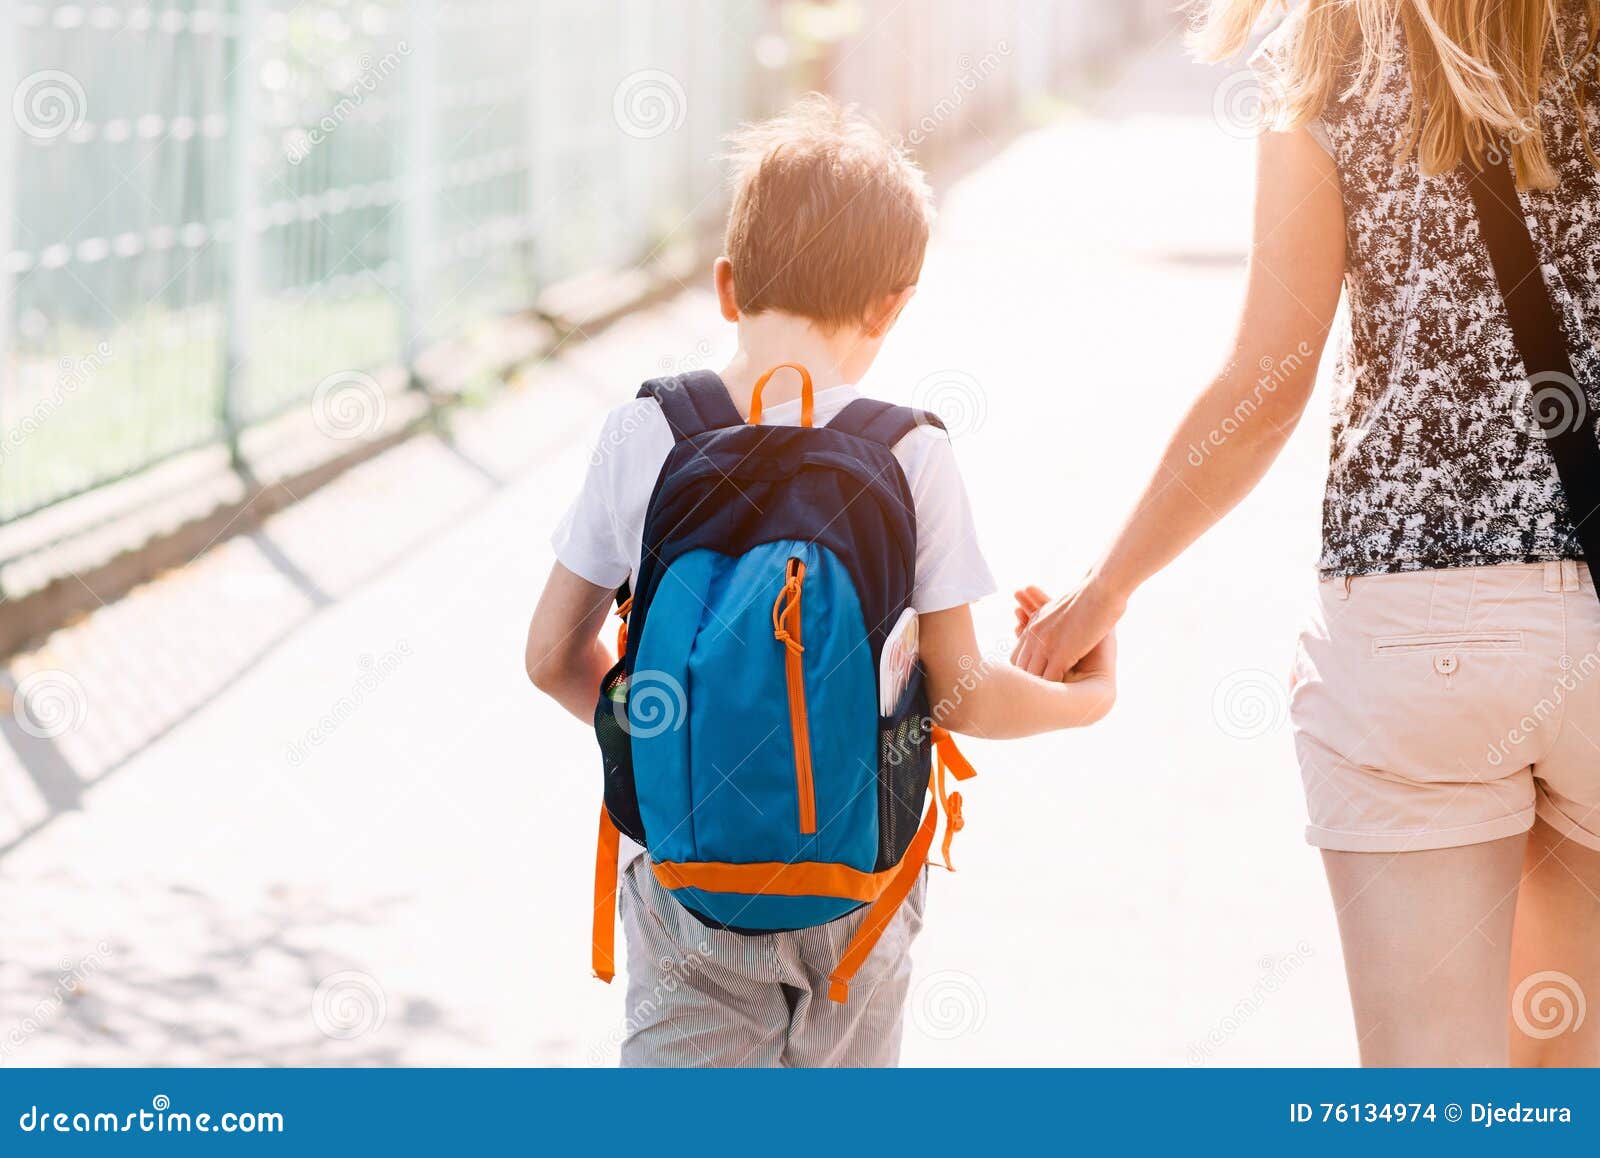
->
[0, 0, 1166, 525]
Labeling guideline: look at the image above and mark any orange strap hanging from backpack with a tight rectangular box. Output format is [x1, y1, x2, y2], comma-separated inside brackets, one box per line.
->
[827, 727, 976, 1004]
[931, 726, 976, 872]
[592, 805, 621, 983]
[594, 594, 634, 983]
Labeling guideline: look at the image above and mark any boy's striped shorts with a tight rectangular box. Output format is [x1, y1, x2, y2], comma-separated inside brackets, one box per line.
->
[614, 856, 927, 1067]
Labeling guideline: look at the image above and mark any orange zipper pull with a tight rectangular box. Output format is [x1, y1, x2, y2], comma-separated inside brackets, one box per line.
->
[771, 563, 806, 655]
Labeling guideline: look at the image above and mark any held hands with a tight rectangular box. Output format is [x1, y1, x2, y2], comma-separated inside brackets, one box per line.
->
[1012, 581, 1123, 685]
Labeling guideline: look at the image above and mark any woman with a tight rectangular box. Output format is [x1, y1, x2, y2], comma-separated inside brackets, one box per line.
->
[1016, 0, 1600, 1066]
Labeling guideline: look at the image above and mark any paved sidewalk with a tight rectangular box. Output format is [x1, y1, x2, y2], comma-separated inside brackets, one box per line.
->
[0, 40, 1355, 1067]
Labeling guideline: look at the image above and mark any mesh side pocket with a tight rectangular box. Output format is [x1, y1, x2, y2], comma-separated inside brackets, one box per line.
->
[593, 660, 647, 845]
[875, 665, 931, 872]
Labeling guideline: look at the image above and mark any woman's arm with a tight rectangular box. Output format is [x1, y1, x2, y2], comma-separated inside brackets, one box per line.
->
[1014, 127, 1347, 680]
[922, 604, 1115, 739]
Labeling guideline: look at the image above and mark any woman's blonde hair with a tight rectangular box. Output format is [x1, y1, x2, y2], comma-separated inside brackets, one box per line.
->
[1193, 0, 1600, 188]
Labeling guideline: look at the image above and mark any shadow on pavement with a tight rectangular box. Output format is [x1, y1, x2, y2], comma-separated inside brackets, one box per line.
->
[3, 881, 473, 1065]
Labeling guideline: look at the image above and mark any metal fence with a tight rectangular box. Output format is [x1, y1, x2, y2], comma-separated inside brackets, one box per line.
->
[0, 0, 1161, 525]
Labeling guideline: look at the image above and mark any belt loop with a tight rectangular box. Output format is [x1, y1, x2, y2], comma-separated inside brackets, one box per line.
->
[1545, 562, 1563, 593]
[1426, 568, 1472, 632]
[1338, 574, 1352, 601]
[1565, 559, 1582, 593]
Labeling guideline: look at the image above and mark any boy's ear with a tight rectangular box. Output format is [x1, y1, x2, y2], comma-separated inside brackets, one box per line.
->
[863, 285, 917, 338]
[713, 257, 740, 322]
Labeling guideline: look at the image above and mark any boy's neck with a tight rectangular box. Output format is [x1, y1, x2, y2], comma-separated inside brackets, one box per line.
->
[720, 312, 877, 414]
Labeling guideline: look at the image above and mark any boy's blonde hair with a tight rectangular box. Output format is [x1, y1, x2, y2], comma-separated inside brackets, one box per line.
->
[723, 95, 935, 331]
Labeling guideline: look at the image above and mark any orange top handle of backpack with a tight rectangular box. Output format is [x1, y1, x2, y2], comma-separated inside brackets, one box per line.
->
[748, 362, 814, 428]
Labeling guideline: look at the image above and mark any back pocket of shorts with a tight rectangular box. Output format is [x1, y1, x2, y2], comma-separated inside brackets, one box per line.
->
[1371, 630, 1523, 657]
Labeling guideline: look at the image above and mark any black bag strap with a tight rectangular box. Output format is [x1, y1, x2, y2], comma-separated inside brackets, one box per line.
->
[827, 397, 945, 448]
[637, 370, 743, 442]
[1465, 159, 1600, 586]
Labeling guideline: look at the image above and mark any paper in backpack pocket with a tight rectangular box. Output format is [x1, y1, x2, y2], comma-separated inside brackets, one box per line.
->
[878, 607, 919, 716]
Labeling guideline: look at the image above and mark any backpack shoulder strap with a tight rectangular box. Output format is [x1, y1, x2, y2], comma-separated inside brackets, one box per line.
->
[826, 397, 945, 448]
[1465, 158, 1600, 581]
[637, 370, 743, 442]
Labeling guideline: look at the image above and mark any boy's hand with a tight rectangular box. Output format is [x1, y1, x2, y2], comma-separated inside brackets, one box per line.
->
[1013, 585, 1050, 636]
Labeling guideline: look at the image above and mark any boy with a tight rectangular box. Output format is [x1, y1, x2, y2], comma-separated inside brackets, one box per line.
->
[526, 96, 1114, 1067]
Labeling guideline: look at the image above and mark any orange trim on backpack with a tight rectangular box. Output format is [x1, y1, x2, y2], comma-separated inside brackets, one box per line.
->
[827, 794, 939, 1004]
[651, 855, 902, 903]
[592, 805, 621, 983]
[647, 733, 977, 1003]
[748, 362, 814, 428]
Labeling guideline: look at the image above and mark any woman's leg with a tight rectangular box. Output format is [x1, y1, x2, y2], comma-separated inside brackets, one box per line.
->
[1322, 834, 1527, 1067]
[1508, 818, 1600, 1066]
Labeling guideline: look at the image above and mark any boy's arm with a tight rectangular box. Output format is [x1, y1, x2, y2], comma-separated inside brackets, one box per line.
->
[525, 561, 617, 721]
[920, 603, 1115, 740]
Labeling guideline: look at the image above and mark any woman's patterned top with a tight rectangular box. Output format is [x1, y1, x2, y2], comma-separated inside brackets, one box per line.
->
[1257, 5, 1600, 578]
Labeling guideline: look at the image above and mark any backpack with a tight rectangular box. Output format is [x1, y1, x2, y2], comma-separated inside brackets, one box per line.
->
[589, 363, 976, 1003]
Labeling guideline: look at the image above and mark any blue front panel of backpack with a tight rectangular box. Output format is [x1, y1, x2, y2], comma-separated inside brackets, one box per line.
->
[630, 538, 878, 930]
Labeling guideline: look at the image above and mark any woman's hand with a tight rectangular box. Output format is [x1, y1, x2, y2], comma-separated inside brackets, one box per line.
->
[1012, 582, 1125, 682]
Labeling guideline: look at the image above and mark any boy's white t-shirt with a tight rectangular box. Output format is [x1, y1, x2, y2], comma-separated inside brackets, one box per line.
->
[553, 384, 996, 614]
